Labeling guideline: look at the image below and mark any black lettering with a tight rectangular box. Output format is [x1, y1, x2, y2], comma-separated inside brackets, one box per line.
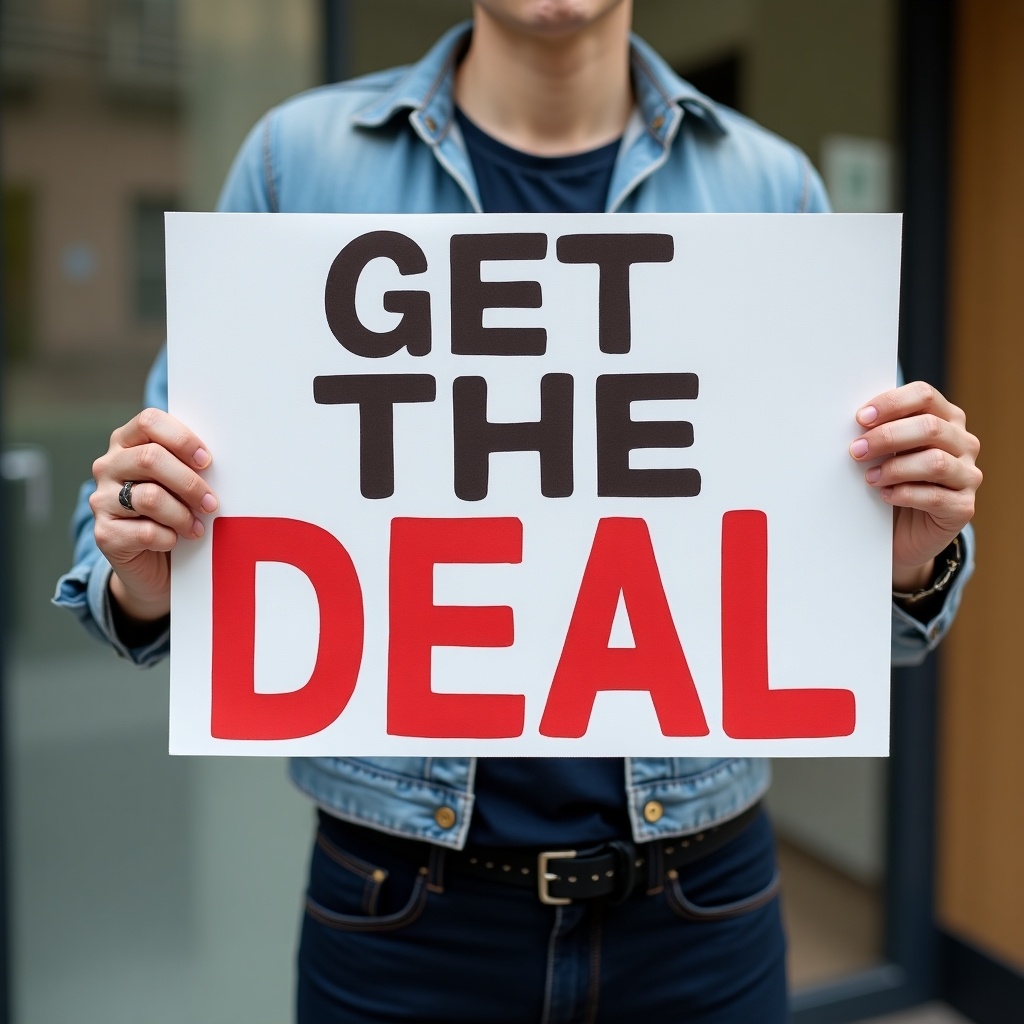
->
[450, 233, 547, 355]
[453, 374, 573, 501]
[595, 373, 700, 497]
[325, 231, 431, 358]
[313, 374, 436, 498]
[556, 234, 673, 353]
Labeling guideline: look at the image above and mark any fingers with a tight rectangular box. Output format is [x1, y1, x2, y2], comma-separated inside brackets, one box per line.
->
[849, 382, 980, 577]
[857, 381, 966, 431]
[850, 411, 979, 462]
[865, 452, 980, 528]
[110, 408, 211, 471]
[874, 479, 976, 525]
[850, 385, 980, 493]
[92, 408, 218, 539]
[93, 514, 179, 561]
[98, 441, 217, 518]
[88, 408, 215, 619]
[90, 480, 205, 540]
[864, 449, 983, 495]
[851, 379, 981, 535]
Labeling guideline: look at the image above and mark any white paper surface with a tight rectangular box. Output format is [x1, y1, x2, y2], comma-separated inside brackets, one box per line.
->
[166, 213, 900, 756]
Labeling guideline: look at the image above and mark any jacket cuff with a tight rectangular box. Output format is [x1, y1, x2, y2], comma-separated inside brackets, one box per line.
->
[52, 555, 170, 667]
[890, 526, 975, 667]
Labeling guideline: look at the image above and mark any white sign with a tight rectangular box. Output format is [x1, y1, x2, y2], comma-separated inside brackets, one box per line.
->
[166, 213, 900, 757]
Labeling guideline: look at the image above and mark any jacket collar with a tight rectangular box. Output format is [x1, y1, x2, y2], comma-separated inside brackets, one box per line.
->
[351, 21, 728, 147]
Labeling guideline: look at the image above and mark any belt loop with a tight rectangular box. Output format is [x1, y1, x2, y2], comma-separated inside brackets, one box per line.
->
[645, 840, 665, 896]
[606, 841, 638, 905]
[426, 844, 446, 894]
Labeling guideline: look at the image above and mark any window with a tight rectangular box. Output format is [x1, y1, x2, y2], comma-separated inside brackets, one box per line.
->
[134, 196, 176, 323]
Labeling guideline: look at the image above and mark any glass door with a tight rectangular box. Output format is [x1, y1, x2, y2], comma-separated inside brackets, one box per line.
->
[2, 1, 951, 1020]
[2, 2, 322, 1019]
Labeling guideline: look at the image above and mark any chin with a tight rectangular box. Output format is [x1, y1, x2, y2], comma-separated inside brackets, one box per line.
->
[476, 0, 630, 35]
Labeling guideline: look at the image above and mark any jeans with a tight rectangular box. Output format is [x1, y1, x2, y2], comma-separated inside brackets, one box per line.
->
[297, 809, 787, 1024]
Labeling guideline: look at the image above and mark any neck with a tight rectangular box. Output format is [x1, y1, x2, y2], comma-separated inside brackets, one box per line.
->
[455, 5, 634, 157]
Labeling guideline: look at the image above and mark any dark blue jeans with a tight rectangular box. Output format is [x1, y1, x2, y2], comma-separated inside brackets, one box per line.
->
[297, 810, 787, 1024]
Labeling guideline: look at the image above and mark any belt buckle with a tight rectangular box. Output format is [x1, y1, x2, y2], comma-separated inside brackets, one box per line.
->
[537, 849, 577, 905]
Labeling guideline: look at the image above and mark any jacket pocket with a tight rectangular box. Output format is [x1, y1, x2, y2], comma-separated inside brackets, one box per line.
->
[304, 828, 430, 933]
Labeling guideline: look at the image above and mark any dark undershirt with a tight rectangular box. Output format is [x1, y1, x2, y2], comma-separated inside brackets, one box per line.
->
[456, 108, 631, 848]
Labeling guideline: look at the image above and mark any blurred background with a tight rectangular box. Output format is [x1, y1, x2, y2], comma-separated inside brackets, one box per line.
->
[0, 1, 1020, 1022]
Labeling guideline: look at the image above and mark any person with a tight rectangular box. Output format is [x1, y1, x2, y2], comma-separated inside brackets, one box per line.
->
[55, 2, 982, 1021]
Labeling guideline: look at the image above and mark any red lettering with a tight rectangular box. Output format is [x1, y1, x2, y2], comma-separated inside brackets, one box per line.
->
[211, 517, 364, 740]
[540, 517, 709, 738]
[387, 517, 525, 738]
[721, 510, 856, 738]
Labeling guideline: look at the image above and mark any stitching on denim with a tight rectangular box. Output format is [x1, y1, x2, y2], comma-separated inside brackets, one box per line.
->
[422, 49, 455, 109]
[321, 756, 467, 797]
[262, 117, 279, 213]
[306, 798, 468, 849]
[607, 126, 676, 211]
[626, 758, 746, 795]
[540, 906, 563, 1024]
[437, 110, 456, 144]
[415, 34, 464, 134]
[315, 830, 388, 914]
[630, 787, 769, 841]
[666, 867, 781, 922]
[363, 874, 382, 916]
[585, 905, 603, 1024]
[305, 871, 429, 932]
[631, 48, 675, 112]
[316, 831, 384, 880]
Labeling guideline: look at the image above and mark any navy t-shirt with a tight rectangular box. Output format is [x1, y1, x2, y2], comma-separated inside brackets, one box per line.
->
[456, 108, 630, 848]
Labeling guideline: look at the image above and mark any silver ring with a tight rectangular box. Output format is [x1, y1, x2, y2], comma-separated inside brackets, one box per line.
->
[118, 480, 137, 511]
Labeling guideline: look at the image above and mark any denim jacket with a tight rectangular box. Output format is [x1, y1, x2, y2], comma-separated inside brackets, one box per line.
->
[54, 23, 974, 849]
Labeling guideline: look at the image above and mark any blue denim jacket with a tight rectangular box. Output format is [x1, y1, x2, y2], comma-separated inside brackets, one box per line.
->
[54, 23, 974, 849]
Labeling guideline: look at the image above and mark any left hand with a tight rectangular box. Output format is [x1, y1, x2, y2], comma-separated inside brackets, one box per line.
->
[850, 381, 982, 592]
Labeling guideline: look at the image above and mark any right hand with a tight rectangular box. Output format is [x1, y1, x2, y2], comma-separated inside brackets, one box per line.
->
[89, 408, 218, 621]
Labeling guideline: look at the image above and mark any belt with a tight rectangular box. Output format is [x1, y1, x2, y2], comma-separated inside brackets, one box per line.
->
[453, 802, 762, 905]
[323, 802, 763, 906]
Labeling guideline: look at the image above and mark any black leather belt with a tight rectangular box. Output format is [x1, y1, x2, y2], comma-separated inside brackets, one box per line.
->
[317, 802, 762, 906]
[452, 801, 762, 904]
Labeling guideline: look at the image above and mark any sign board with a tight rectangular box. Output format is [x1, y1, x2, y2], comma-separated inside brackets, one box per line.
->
[166, 213, 900, 756]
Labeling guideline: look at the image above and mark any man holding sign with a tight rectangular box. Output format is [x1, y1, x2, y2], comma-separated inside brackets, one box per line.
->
[57, 1, 981, 1021]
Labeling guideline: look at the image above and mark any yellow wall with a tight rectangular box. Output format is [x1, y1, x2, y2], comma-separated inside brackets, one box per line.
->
[939, 0, 1024, 971]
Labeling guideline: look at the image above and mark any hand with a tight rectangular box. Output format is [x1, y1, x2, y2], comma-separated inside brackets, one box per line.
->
[89, 408, 218, 621]
[849, 382, 981, 592]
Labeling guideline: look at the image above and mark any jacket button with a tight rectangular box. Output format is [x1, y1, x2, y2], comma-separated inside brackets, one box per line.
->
[643, 800, 664, 823]
[651, 115, 665, 131]
[434, 806, 456, 829]
[424, 115, 437, 132]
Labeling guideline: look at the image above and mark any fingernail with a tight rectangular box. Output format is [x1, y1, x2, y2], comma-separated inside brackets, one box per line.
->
[858, 406, 879, 425]
[194, 448, 210, 468]
[881, 486, 894, 501]
[866, 466, 881, 483]
[850, 438, 870, 458]
[193, 517, 205, 537]
[201, 493, 218, 513]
